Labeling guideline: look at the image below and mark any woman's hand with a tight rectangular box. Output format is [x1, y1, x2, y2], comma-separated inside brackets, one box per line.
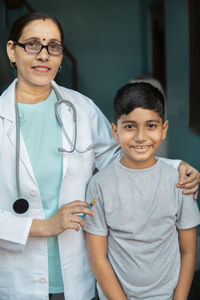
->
[177, 161, 200, 200]
[29, 200, 95, 237]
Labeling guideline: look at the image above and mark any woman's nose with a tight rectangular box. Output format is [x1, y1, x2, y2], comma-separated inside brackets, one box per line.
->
[36, 47, 49, 60]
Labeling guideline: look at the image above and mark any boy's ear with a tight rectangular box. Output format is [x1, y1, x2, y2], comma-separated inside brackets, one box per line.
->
[112, 123, 119, 142]
[162, 120, 169, 140]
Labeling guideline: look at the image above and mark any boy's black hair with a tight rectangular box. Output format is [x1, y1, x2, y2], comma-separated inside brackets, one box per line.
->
[113, 82, 165, 124]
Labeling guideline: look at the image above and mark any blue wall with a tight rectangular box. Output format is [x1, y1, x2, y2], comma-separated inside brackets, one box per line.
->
[165, 0, 200, 187]
[165, 1, 200, 258]
[8, 0, 144, 121]
[0, 0, 154, 120]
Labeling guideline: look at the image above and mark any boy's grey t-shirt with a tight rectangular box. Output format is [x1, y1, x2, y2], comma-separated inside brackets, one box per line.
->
[84, 159, 200, 300]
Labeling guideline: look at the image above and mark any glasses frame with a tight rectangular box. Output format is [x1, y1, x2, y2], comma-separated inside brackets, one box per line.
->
[14, 41, 64, 56]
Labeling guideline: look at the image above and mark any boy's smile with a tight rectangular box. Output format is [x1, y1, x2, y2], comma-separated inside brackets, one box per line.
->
[112, 108, 168, 169]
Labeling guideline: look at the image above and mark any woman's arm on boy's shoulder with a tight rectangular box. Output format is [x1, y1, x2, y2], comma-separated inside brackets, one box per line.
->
[177, 162, 200, 200]
[159, 158, 200, 199]
[86, 232, 128, 300]
[173, 227, 197, 300]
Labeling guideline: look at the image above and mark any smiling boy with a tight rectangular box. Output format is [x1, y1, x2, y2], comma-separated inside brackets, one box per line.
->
[84, 82, 200, 300]
[113, 106, 168, 169]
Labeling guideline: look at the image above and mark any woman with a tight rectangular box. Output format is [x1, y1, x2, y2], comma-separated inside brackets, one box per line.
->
[0, 12, 199, 300]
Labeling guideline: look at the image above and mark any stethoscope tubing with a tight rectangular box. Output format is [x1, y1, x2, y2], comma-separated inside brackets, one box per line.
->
[54, 98, 77, 153]
[13, 83, 93, 213]
[15, 85, 21, 199]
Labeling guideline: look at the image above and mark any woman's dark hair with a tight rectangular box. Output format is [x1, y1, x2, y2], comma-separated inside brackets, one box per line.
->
[8, 12, 64, 44]
[114, 82, 165, 124]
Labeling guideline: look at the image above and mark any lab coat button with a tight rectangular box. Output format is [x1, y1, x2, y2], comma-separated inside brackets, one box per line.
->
[30, 189, 37, 196]
[40, 277, 47, 283]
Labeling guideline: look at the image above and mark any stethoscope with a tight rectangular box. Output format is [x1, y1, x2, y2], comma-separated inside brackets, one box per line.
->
[13, 84, 93, 214]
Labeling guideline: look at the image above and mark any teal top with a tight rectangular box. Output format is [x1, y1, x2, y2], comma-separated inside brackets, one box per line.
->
[18, 90, 64, 293]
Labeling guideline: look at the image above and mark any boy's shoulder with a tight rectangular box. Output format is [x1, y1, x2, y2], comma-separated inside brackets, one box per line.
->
[90, 159, 118, 184]
[157, 159, 182, 191]
[89, 158, 180, 188]
[159, 159, 179, 177]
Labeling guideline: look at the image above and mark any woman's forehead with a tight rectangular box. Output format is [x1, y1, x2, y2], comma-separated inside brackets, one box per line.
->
[19, 19, 61, 41]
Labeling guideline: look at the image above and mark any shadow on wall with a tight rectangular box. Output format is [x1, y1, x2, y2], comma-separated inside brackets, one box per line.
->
[188, 270, 200, 300]
[0, 44, 13, 91]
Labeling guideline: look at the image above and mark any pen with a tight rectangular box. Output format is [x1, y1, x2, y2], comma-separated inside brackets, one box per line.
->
[81, 197, 98, 219]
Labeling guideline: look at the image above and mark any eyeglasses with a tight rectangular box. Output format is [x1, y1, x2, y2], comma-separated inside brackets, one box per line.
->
[14, 41, 64, 56]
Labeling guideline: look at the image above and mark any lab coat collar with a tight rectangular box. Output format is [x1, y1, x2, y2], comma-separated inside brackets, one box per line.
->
[0, 79, 73, 181]
[0, 79, 17, 122]
[0, 79, 37, 184]
[0, 79, 62, 122]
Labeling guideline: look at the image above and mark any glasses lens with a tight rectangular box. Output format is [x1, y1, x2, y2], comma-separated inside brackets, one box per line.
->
[25, 42, 42, 54]
[48, 43, 63, 55]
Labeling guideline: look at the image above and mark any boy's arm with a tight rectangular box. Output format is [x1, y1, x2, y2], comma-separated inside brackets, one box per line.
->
[173, 227, 197, 300]
[86, 232, 128, 300]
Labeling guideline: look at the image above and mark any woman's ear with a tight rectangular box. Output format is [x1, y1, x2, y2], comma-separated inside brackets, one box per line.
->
[7, 40, 16, 64]
[112, 123, 119, 142]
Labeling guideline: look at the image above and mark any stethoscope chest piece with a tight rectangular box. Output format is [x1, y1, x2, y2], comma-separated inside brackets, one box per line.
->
[13, 198, 29, 214]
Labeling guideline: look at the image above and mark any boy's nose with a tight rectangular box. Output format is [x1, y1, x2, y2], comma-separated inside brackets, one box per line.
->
[134, 128, 146, 141]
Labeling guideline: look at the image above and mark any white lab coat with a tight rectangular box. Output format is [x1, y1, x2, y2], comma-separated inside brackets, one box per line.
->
[0, 79, 119, 300]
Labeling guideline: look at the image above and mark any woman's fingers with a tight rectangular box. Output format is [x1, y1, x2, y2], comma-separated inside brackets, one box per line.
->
[69, 215, 86, 230]
[177, 164, 199, 199]
[181, 186, 199, 200]
[193, 190, 198, 200]
[46, 201, 95, 236]
[62, 202, 95, 217]
[178, 161, 199, 185]
[53, 202, 95, 233]
[64, 200, 88, 208]
[177, 178, 199, 190]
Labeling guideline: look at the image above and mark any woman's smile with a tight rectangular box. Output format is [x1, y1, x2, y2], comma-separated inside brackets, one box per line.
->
[32, 65, 51, 72]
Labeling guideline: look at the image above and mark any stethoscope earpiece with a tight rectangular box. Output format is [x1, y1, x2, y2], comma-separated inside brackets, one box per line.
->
[13, 198, 29, 214]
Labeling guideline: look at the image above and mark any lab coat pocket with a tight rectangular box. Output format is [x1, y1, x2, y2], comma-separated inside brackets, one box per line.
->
[66, 147, 95, 180]
[63, 248, 95, 299]
[61, 149, 95, 204]
[0, 266, 14, 299]
[59, 229, 95, 299]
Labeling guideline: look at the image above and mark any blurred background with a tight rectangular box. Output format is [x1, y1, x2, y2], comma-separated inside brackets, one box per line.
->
[0, 0, 200, 296]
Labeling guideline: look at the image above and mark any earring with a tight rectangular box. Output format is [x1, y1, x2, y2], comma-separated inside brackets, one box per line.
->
[58, 65, 62, 72]
[10, 61, 16, 68]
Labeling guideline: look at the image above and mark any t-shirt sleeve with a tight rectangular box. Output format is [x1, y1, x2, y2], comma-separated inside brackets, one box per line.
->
[158, 157, 181, 169]
[84, 176, 108, 236]
[176, 189, 200, 229]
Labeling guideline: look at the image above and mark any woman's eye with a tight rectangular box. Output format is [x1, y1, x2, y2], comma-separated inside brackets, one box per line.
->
[49, 43, 60, 50]
[27, 42, 39, 48]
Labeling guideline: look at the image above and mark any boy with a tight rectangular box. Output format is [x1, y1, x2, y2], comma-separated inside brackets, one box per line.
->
[84, 82, 200, 300]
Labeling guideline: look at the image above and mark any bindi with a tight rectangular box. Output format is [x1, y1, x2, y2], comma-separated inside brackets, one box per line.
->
[43, 18, 46, 21]
[43, 38, 46, 41]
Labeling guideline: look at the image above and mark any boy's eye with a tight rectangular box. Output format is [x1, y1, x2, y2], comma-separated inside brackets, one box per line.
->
[147, 124, 157, 129]
[124, 124, 135, 129]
